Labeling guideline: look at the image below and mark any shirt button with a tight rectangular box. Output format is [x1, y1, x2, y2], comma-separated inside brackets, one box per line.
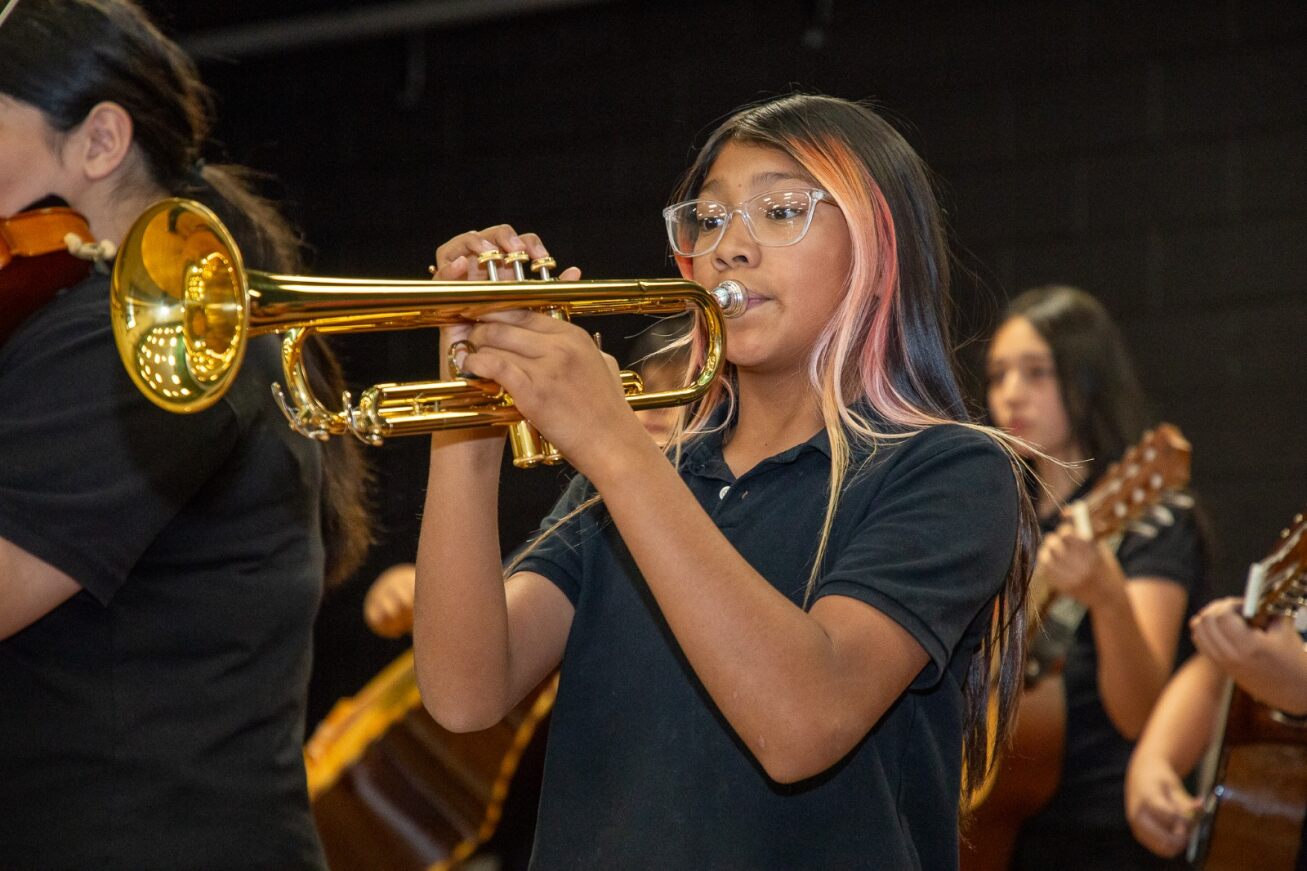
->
[718, 485, 730, 500]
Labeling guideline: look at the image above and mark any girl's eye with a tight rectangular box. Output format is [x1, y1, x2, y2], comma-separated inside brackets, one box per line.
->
[697, 214, 725, 232]
[1027, 365, 1054, 380]
[763, 204, 806, 222]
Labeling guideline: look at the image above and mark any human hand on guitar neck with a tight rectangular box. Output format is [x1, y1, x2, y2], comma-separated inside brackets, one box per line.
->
[1036, 523, 1130, 612]
[1190, 596, 1307, 717]
[1125, 605, 1307, 860]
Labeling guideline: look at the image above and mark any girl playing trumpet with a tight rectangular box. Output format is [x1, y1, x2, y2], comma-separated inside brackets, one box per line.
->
[414, 94, 1037, 869]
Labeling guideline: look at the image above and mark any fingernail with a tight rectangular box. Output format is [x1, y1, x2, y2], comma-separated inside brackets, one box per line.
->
[509, 235, 524, 250]
[452, 255, 466, 268]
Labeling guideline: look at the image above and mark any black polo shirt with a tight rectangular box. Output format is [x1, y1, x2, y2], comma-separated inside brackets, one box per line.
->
[0, 275, 327, 870]
[1014, 478, 1207, 870]
[516, 422, 1020, 870]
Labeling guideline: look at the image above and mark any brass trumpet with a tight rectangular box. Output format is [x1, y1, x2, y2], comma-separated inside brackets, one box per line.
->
[110, 198, 745, 467]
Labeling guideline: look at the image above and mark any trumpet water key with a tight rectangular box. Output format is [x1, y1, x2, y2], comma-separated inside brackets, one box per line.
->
[110, 198, 745, 467]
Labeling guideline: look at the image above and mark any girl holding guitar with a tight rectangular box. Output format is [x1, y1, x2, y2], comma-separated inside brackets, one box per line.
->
[1127, 584, 1307, 863]
[0, 2, 369, 866]
[980, 285, 1209, 869]
[413, 94, 1039, 869]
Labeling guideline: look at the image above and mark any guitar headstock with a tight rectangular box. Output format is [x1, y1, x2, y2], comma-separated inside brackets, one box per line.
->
[1244, 509, 1307, 626]
[1070, 422, 1193, 542]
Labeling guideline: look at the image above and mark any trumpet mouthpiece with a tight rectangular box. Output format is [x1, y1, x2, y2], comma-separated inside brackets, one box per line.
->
[712, 280, 748, 318]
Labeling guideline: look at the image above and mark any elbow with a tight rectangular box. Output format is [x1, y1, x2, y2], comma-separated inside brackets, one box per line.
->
[427, 702, 502, 734]
[419, 690, 506, 734]
[751, 720, 855, 785]
[413, 659, 507, 734]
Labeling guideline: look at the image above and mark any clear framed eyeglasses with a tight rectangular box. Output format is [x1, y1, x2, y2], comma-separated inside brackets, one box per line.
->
[662, 188, 832, 257]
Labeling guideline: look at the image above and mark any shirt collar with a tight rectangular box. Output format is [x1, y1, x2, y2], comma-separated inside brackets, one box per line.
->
[679, 404, 834, 481]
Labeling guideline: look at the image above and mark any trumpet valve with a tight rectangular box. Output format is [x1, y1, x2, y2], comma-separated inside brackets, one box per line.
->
[530, 256, 557, 281]
[477, 248, 504, 281]
[503, 250, 530, 281]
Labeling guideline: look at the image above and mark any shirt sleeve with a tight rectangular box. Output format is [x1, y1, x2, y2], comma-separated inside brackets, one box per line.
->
[0, 284, 240, 604]
[513, 473, 602, 606]
[813, 426, 1021, 689]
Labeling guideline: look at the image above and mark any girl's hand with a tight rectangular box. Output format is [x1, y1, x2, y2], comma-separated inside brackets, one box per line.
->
[430, 224, 582, 379]
[1125, 754, 1202, 858]
[1036, 523, 1128, 610]
[363, 563, 417, 638]
[1190, 597, 1307, 714]
[460, 308, 644, 476]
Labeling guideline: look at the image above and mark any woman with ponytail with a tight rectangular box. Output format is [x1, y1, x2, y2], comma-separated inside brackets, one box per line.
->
[412, 94, 1036, 869]
[0, 2, 370, 867]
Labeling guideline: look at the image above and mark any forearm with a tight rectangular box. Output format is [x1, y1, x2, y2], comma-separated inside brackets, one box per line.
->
[412, 431, 514, 728]
[1090, 590, 1175, 739]
[1134, 654, 1226, 776]
[0, 537, 81, 640]
[587, 432, 914, 781]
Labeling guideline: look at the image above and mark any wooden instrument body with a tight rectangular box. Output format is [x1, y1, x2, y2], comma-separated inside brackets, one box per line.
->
[962, 674, 1065, 870]
[0, 207, 93, 345]
[304, 651, 555, 871]
[1190, 510, 1307, 869]
[1193, 688, 1307, 870]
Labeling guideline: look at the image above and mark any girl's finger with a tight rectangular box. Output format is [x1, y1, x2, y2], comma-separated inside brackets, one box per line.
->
[459, 347, 533, 396]
[467, 319, 555, 360]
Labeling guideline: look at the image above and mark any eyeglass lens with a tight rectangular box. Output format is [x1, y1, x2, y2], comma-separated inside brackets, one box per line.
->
[666, 189, 820, 256]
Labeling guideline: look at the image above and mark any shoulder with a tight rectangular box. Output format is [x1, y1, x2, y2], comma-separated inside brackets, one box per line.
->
[854, 423, 1016, 491]
[1, 274, 111, 361]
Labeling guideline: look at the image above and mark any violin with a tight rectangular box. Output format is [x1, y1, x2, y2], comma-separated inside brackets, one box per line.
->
[0, 207, 95, 346]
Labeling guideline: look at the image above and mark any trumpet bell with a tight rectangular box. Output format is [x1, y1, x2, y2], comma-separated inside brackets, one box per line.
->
[110, 198, 250, 413]
[109, 197, 735, 467]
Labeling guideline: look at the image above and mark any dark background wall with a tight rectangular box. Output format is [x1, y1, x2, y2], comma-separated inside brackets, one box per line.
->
[143, 0, 1306, 722]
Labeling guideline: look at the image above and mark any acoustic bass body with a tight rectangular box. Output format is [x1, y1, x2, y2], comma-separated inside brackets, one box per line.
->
[304, 650, 556, 870]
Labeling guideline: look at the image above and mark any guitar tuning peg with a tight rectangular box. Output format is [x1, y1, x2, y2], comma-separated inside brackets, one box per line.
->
[1165, 492, 1195, 509]
[1150, 505, 1176, 526]
[1127, 521, 1159, 539]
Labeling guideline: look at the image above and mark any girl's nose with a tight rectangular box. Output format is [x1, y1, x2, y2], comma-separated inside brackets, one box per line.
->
[711, 211, 759, 270]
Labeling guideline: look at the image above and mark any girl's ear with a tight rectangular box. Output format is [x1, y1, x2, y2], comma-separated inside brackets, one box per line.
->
[69, 101, 136, 182]
[674, 254, 694, 281]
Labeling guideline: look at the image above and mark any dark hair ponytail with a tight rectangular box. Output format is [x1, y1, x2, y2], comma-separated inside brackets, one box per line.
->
[0, 0, 372, 584]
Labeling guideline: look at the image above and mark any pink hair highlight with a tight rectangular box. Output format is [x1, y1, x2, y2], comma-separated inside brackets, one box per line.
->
[786, 135, 953, 441]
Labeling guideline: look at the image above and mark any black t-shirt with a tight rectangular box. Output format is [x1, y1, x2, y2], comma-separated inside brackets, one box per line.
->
[0, 276, 327, 870]
[516, 423, 1020, 870]
[1013, 477, 1207, 870]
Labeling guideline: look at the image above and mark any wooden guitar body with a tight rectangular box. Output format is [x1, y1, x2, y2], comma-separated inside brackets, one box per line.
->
[1190, 510, 1307, 869]
[304, 650, 556, 870]
[1192, 688, 1307, 870]
[962, 674, 1066, 871]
